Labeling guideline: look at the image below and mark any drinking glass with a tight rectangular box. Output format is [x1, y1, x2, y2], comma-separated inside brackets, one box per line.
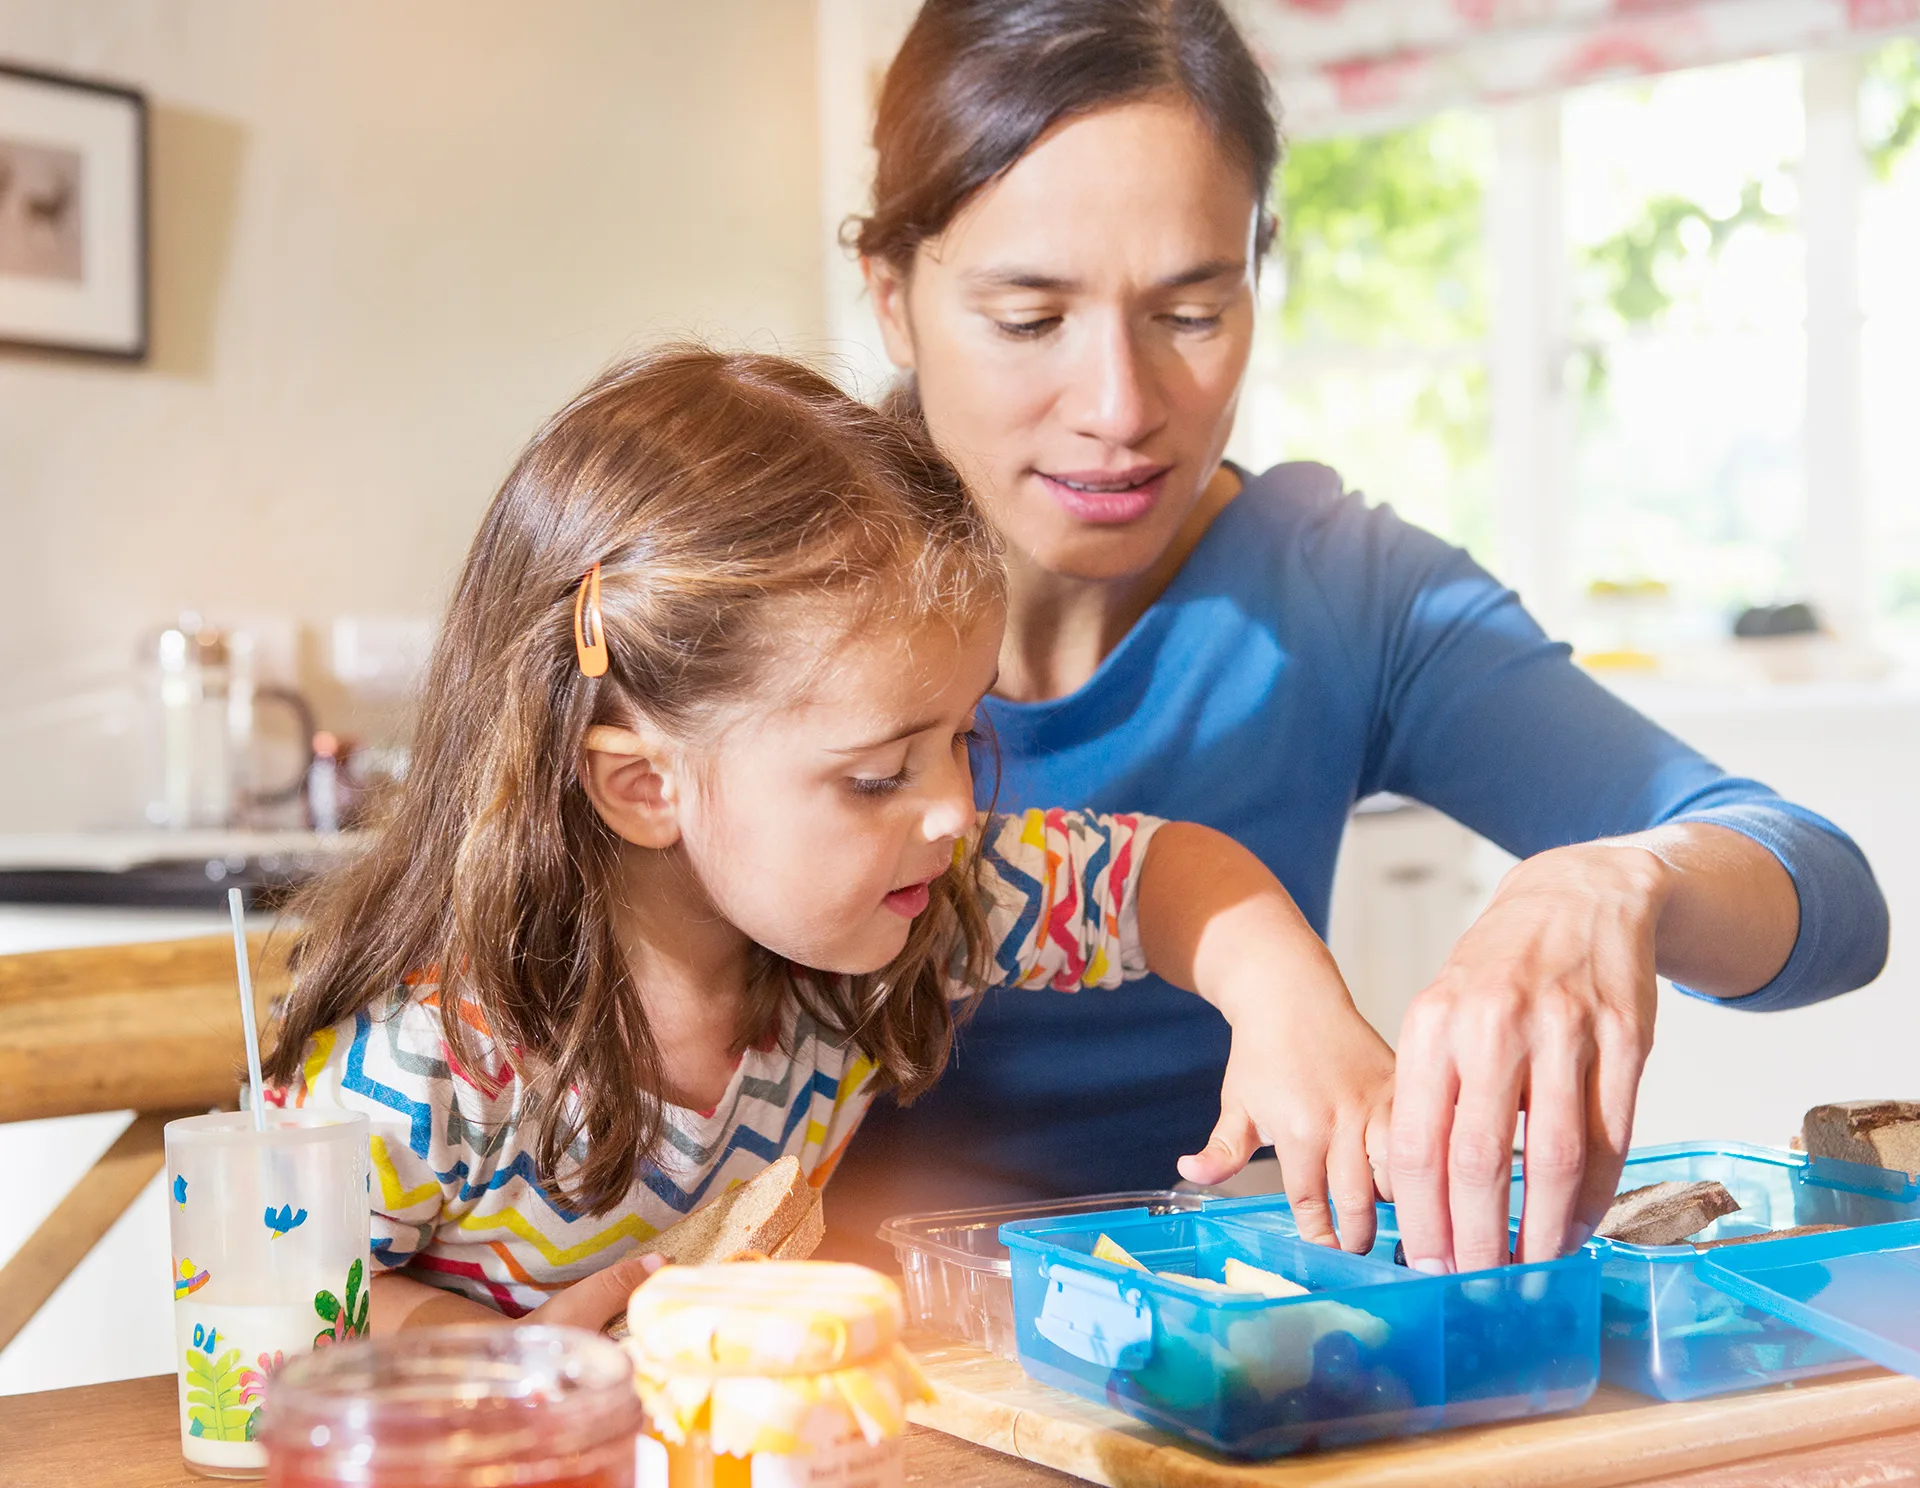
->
[165, 1108, 371, 1478]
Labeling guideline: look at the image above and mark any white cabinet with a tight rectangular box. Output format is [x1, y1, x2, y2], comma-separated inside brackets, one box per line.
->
[1327, 799, 1492, 1048]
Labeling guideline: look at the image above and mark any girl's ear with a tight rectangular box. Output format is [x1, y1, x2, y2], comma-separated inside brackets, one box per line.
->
[861, 255, 918, 372]
[580, 726, 683, 850]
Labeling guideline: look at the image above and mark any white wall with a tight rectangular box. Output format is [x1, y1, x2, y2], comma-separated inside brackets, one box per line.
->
[0, 0, 827, 1395]
[0, 0, 827, 831]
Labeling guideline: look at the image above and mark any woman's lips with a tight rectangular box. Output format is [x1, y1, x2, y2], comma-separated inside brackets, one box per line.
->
[883, 880, 933, 919]
[1037, 467, 1170, 525]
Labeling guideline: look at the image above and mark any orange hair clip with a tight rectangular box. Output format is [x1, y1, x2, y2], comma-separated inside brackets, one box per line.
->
[574, 563, 608, 678]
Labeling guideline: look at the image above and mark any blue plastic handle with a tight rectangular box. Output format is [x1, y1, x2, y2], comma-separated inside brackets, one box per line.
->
[1034, 1262, 1153, 1369]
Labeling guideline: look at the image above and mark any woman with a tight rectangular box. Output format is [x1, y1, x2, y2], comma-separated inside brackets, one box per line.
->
[828, 0, 1888, 1275]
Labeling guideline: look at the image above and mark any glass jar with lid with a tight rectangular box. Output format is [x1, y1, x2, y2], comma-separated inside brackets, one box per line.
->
[258, 1325, 642, 1487]
[623, 1261, 931, 1488]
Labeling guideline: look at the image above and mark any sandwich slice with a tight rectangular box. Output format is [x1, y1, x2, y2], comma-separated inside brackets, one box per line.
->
[606, 1155, 823, 1338]
[646, 1154, 815, 1265]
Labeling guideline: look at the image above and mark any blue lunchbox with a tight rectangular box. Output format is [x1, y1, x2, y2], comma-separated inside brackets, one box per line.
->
[1507, 1141, 1920, 1400]
[999, 1198, 1601, 1457]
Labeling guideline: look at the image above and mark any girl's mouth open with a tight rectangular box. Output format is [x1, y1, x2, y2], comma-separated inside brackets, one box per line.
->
[1037, 465, 1170, 525]
[883, 880, 933, 918]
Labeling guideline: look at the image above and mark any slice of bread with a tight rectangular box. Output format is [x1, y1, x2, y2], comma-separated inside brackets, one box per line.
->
[1804, 1101, 1920, 1176]
[606, 1159, 820, 1340]
[648, 1154, 813, 1265]
[769, 1189, 825, 1260]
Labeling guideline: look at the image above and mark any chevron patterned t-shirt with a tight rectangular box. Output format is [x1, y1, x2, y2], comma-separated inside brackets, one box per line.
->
[272, 807, 1162, 1315]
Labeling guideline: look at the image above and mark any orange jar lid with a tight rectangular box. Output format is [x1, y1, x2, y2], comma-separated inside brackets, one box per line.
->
[624, 1262, 930, 1454]
[625, 1260, 902, 1376]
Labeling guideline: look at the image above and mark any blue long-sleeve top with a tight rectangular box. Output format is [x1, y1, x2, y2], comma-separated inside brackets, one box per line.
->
[836, 461, 1888, 1221]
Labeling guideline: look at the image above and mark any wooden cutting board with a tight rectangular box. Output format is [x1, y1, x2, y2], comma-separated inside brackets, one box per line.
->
[905, 1333, 1920, 1488]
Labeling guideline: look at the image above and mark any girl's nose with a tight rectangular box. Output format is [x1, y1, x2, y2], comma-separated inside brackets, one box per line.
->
[1065, 314, 1166, 449]
[921, 752, 975, 845]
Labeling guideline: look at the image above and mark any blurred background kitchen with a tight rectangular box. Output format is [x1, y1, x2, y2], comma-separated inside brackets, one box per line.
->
[3, 0, 1918, 1396]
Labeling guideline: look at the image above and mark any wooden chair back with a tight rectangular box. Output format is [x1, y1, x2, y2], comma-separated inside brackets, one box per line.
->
[0, 932, 294, 1353]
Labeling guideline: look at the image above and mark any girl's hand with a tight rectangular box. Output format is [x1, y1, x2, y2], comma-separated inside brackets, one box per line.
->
[1178, 981, 1396, 1254]
[524, 1252, 668, 1332]
[372, 1251, 666, 1333]
[1135, 822, 1396, 1254]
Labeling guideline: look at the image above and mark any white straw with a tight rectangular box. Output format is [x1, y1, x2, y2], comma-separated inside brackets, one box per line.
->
[229, 886, 268, 1132]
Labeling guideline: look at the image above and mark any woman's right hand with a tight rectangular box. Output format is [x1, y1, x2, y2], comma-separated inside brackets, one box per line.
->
[1388, 842, 1666, 1273]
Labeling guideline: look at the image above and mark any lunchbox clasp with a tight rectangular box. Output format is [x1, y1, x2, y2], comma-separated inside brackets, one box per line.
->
[1034, 1262, 1153, 1369]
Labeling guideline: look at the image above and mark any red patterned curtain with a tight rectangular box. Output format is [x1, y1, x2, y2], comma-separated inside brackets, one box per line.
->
[1237, 0, 1920, 136]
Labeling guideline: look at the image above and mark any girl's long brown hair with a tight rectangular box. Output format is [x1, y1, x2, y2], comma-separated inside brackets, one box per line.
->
[265, 347, 1006, 1215]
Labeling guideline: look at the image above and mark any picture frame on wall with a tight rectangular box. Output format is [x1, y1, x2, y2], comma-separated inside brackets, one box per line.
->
[0, 62, 147, 360]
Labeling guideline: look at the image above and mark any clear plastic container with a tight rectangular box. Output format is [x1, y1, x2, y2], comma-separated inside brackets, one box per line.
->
[877, 1191, 1207, 1358]
[1699, 1217, 1920, 1378]
[1000, 1200, 1599, 1458]
[1507, 1142, 1920, 1401]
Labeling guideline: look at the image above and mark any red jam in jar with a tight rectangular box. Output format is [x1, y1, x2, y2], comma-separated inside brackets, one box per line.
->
[259, 1326, 642, 1487]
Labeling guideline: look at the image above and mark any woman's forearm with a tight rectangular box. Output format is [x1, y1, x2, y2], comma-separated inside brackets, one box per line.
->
[369, 1267, 505, 1332]
[1615, 822, 1799, 998]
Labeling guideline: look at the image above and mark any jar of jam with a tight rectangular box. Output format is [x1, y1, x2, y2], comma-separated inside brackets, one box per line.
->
[623, 1262, 931, 1488]
[258, 1325, 643, 1487]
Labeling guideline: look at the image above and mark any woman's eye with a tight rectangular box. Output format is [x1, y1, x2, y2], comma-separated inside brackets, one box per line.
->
[993, 317, 1060, 339]
[955, 725, 983, 750]
[1165, 312, 1223, 332]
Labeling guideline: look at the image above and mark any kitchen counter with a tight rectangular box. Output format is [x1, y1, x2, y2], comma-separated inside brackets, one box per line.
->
[0, 904, 240, 956]
[12, 1370, 1920, 1488]
[0, 829, 362, 912]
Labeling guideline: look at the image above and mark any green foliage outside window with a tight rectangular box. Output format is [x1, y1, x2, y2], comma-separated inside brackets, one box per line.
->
[1272, 115, 1493, 551]
[1582, 181, 1790, 330]
[1265, 41, 1919, 568]
[1580, 40, 1919, 343]
[1278, 115, 1488, 348]
[1279, 41, 1919, 346]
[1866, 39, 1920, 180]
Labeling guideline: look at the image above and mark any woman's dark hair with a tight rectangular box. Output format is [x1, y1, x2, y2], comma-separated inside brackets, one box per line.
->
[850, 0, 1280, 270]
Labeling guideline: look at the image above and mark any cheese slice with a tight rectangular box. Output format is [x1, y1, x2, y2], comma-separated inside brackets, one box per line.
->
[1223, 1257, 1310, 1298]
[1092, 1233, 1146, 1269]
[1155, 1270, 1236, 1292]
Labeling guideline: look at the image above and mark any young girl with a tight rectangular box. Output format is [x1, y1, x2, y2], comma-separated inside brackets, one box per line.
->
[264, 347, 1396, 1332]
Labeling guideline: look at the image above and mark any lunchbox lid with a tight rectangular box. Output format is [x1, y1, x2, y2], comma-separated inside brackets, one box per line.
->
[1509, 1140, 1920, 1207]
[1698, 1217, 1920, 1378]
[878, 1191, 1209, 1277]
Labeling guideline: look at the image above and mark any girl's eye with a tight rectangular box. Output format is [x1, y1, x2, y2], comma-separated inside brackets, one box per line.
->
[956, 725, 983, 750]
[994, 317, 1060, 339]
[850, 769, 912, 798]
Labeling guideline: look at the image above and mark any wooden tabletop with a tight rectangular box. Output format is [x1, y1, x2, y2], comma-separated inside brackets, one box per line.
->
[7, 1373, 1920, 1488]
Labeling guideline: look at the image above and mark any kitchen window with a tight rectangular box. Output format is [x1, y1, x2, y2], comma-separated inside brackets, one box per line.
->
[1229, 34, 1920, 654]
[1231, 112, 1496, 560]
